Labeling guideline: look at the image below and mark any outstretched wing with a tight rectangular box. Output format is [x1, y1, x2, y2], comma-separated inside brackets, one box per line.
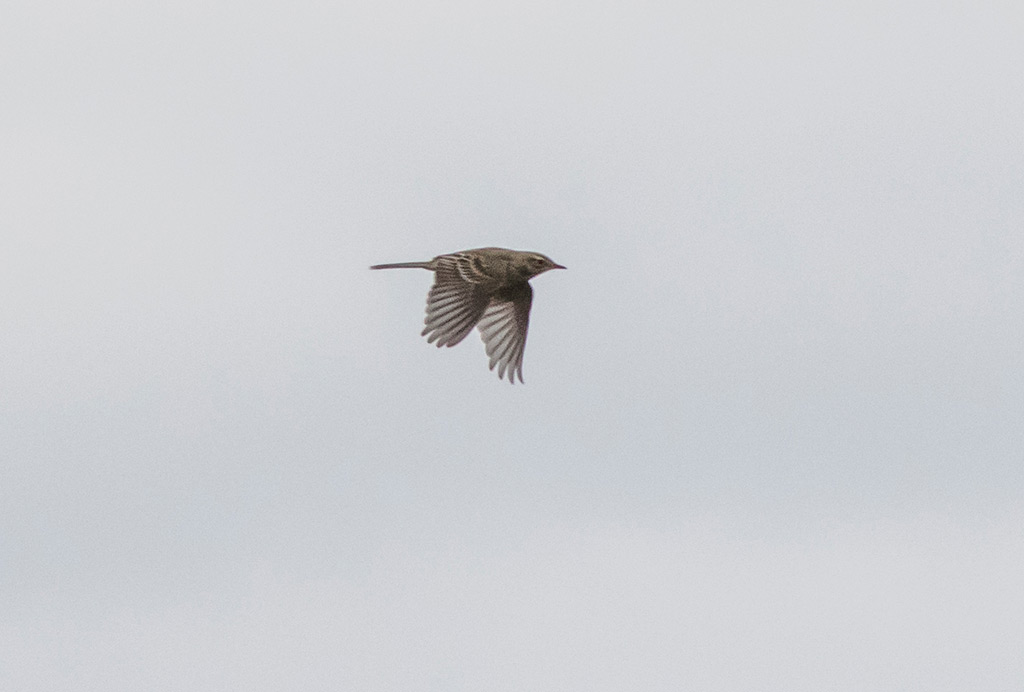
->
[421, 254, 491, 347]
[476, 283, 532, 384]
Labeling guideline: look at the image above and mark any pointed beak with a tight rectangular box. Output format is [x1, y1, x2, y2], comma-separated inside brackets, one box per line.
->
[552, 263, 566, 270]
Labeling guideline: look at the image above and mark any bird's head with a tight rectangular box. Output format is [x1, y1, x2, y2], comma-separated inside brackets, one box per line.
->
[520, 253, 566, 278]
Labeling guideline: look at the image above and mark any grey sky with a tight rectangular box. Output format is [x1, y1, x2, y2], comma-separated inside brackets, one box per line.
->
[3, 1, 1022, 690]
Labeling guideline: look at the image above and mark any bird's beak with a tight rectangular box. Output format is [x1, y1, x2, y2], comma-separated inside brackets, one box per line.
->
[552, 263, 566, 270]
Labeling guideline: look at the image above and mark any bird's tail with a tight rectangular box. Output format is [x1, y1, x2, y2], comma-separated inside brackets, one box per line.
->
[369, 261, 432, 270]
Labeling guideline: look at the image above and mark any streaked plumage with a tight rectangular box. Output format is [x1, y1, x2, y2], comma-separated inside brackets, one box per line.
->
[370, 247, 565, 383]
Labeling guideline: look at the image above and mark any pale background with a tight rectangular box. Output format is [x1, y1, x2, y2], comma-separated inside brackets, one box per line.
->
[3, 1, 1023, 690]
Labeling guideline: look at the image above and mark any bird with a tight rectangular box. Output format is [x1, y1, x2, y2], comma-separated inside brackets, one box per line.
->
[370, 247, 565, 383]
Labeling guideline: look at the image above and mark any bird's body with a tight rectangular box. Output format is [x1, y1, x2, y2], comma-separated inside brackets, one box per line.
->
[371, 247, 565, 383]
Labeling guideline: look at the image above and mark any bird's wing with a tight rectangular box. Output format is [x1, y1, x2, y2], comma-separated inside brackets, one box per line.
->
[421, 255, 492, 348]
[477, 283, 532, 384]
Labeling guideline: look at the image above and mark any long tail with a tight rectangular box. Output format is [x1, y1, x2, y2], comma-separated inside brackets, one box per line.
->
[369, 261, 432, 270]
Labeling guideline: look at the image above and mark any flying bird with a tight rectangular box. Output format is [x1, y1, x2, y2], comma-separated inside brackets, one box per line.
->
[371, 247, 565, 383]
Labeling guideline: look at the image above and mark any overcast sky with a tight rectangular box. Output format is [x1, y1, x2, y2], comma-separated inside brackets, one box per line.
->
[3, 1, 1023, 690]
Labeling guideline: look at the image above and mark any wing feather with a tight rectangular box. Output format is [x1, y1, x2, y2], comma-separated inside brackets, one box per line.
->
[421, 255, 490, 348]
[477, 283, 532, 384]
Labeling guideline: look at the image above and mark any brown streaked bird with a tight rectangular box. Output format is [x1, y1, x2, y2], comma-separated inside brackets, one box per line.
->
[370, 247, 565, 383]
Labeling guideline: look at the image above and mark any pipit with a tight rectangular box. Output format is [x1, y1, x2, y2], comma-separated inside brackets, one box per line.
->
[371, 247, 565, 383]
